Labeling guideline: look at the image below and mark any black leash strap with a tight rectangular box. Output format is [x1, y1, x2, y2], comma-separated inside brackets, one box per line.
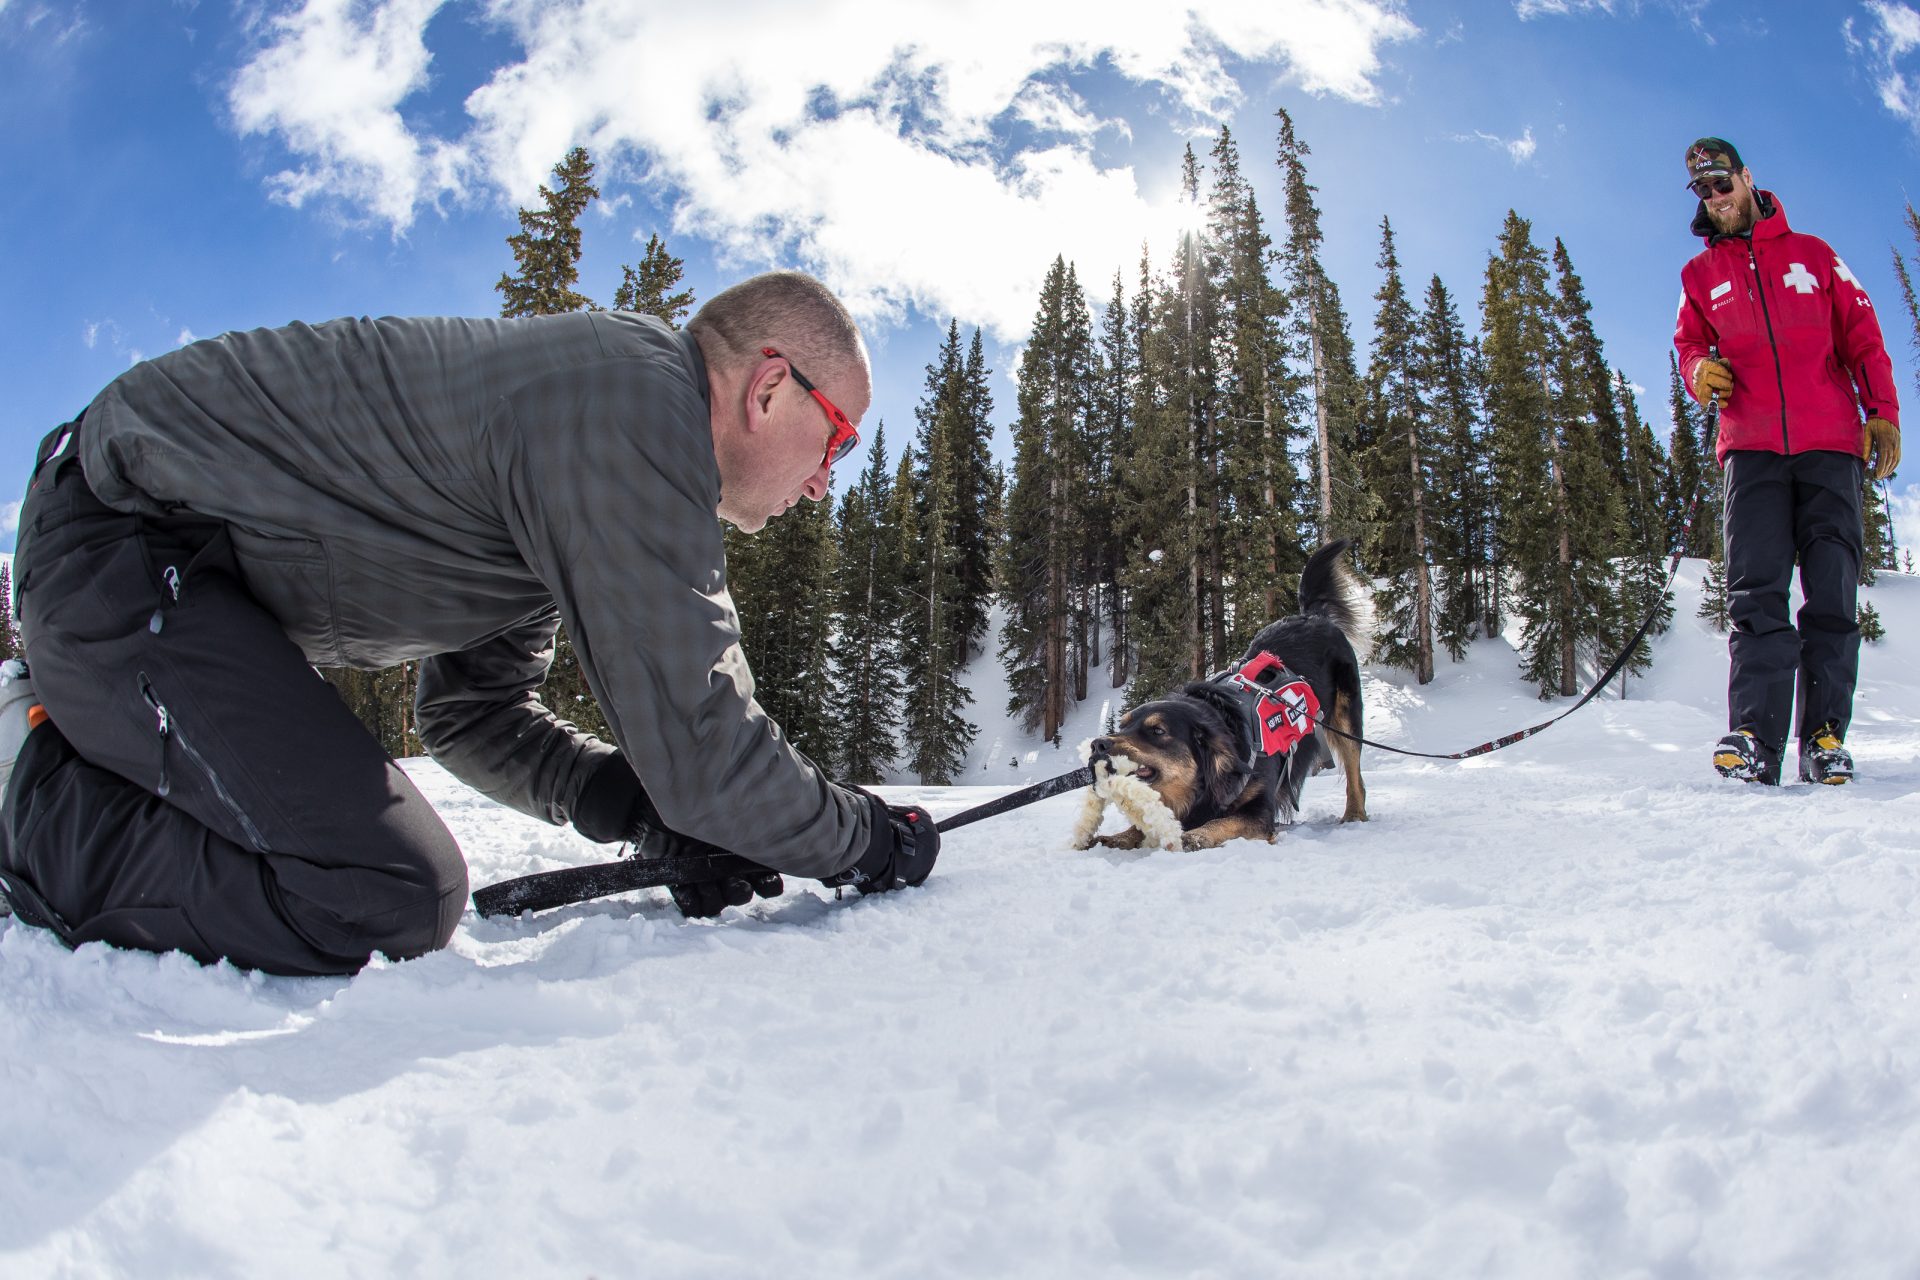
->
[933, 764, 1094, 833]
[1318, 471, 1712, 762]
[470, 765, 1095, 917]
[1309, 568, 1675, 760]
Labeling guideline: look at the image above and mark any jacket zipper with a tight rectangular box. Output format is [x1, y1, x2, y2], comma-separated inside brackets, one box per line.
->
[149, 565, 182, 635]
[138, 673, 270, 854]
[1745, 240, 1791, 452]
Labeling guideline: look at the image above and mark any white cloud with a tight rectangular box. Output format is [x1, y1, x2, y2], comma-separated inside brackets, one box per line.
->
[1455, 126, 1537, 165]
[226, 0, 1419, 338]
[3, 2, 88, 42]
[1, 501, 20, 538]
[1845, 2, 1920, 131]
[1515, 0, 1617, 17]
[177, 328, 197, 346]
[228, 0, 470, 227]
[1886, 483, 1920, 554]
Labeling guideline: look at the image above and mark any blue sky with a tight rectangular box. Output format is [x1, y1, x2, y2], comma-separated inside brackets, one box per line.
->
[3, 0, 1919, 552]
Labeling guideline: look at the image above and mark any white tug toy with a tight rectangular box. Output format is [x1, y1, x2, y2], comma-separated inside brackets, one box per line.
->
[1070, 739, 1186, 852]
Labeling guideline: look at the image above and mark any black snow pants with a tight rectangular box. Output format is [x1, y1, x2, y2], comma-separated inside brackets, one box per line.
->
[1721, 448, 1865, 762]
[0, 421, 468, 975]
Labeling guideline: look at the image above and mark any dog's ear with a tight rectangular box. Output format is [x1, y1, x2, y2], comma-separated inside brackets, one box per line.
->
[1177, 682, 1255, 812]
[1178, 681, 1256, 766]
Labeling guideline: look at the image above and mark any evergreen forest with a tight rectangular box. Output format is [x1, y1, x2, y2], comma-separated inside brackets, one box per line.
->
[211, 127, 1920, 785]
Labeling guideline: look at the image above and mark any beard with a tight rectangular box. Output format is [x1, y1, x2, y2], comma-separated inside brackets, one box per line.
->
[1707, 190, 1758, 235]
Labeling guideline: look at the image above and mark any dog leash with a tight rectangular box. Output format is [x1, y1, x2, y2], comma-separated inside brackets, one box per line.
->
[469, 764, 1095, 917]
[1311, 448, 1715, 763]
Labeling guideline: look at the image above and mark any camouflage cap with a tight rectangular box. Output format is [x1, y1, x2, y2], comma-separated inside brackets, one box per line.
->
[1684, 137, 1744, 187]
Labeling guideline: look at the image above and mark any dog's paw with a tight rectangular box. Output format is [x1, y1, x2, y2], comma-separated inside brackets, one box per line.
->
[1093, 828, 1146, 850]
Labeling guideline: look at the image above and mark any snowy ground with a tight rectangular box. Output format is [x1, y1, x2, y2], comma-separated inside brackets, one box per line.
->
[5, 563, 1920, 1278]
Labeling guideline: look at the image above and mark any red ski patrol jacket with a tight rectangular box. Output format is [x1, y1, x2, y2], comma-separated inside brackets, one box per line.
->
[1674, 191, 1900, 465]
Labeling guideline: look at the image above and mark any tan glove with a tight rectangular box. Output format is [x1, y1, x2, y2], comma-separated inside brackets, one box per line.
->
[1863, 416, 1900, 480]
[1691, 357, 1733, 406]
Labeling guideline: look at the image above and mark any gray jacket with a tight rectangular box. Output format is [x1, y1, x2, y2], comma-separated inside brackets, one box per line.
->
[77, 310, 870, 878]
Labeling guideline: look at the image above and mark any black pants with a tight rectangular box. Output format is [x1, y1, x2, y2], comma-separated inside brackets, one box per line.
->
[0, 427, 467, 975]
[1722, 448, 1864, 760]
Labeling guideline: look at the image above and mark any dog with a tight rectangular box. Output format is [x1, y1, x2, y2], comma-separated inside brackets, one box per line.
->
[1087, 539, 1370, 850]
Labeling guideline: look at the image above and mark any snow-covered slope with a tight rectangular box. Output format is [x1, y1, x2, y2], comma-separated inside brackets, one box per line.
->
[5, 563, 1920, 1278]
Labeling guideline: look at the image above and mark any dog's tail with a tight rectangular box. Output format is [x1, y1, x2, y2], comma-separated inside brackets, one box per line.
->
[1298, 539, 1374, 660]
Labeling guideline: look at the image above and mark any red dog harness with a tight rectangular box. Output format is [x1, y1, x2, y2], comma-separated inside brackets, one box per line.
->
[1219, 651, 1320, 760]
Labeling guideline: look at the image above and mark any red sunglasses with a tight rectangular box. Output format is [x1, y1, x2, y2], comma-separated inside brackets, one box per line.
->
[761, 347, 860, 469]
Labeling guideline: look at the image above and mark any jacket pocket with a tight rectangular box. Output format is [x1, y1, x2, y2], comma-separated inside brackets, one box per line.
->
[227, 525, 344, 667]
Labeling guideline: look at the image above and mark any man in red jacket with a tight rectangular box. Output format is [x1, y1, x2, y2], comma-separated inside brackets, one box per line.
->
[1675, 137, 1901, 786]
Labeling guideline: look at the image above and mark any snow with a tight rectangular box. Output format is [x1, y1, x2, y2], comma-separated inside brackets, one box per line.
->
[7, 562, 1920, 1278]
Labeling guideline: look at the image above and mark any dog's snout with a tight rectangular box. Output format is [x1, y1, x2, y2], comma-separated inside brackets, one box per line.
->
[1090, 737, 1112, 758]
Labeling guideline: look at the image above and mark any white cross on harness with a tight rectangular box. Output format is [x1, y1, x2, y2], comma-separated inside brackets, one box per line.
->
[1781, 262, 1818, 294]
[1834, 256, 1860, 287]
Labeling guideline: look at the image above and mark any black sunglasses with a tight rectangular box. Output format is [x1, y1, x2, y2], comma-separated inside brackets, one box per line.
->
[1689, 175, 1736, 199]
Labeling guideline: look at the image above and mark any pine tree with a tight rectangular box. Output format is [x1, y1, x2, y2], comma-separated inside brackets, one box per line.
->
[1896, 204, 1920, 383]
[724, 498, 839, 765]
[1610, 372, 1675, 686]
[1466, 338, 1502, 636]
[1117, 244, 1199, 705]
[1418, 276, 1492, 660]
[1546, 237, 1630, 695]
[954, 329, 1001, 665]
[496, 147, 600, 317]
[1859, 599, 1887, 643]
[1362, 217, 1436, 681]
[1484, 214, 1625, 698]
[1275, 108, 1364, 548]
[1001, 257, 1096, 741]
[1663, 352, 1716, 556]
[1698, 553, 1731, 632]
[1116, 145, 1228, 684]
[1168, 144, 1222, 675]
[1093, 268, 1135, 687]
[825, 423, 906, 783]
[1862, 473, 1892, 587]
[1207, 126, 1301, 648]
[1553, 239, 1629, 502]
[900, 323, 980, 783]
[1482, 213, 1557, 689]
[613, 233, 694, 326]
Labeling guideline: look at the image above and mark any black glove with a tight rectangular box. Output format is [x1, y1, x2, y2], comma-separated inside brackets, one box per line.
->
[571, 755, 784, 919]
[819, 792, 940, 895]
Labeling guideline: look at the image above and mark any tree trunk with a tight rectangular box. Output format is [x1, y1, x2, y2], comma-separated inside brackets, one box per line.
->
[1313, 318, 1333, 542]
[1408, 398, 1433, 685]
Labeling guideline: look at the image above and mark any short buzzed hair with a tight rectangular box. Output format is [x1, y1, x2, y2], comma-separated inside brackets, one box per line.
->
[688, 270, 866, 381]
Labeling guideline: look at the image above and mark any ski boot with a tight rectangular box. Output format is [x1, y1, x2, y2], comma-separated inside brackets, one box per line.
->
[0, 658, 48, 919]
[1713, 729, 1779, 785]
[1798, 723, 1854, 786]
